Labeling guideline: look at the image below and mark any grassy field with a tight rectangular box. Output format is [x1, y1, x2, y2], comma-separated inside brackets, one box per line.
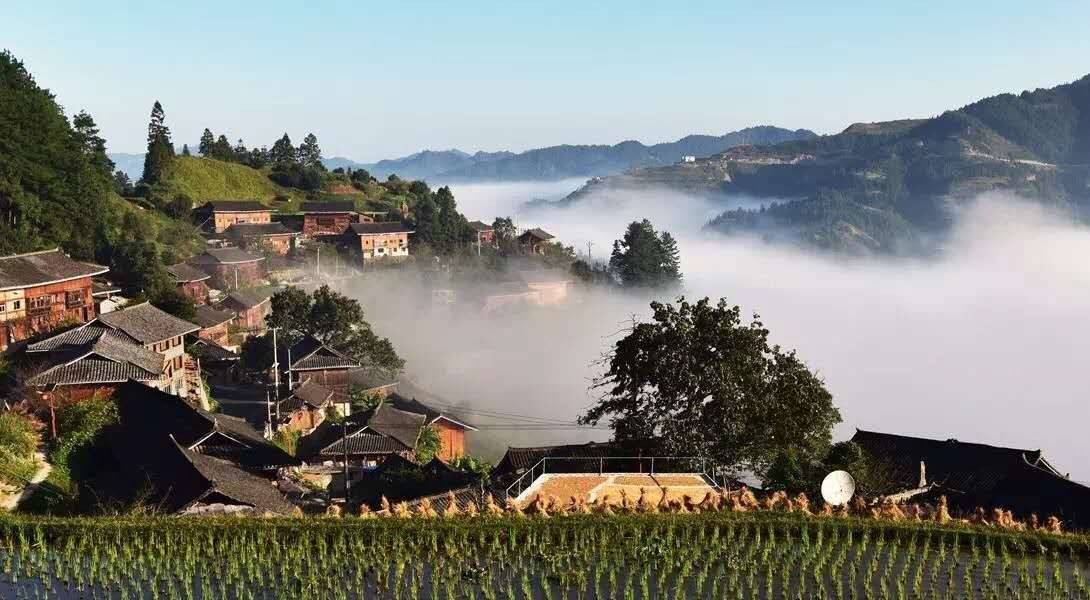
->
[155, 156, 306, 209]
[1, 511, 1088, 599]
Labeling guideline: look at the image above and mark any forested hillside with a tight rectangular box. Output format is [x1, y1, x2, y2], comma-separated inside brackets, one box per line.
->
[570, 75, 1090, 253]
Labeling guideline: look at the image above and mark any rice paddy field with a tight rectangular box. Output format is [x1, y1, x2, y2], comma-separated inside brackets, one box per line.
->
[1, 512, 1089, 599]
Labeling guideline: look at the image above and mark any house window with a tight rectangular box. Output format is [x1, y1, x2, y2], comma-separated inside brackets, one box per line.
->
[28, 296, 51, 310]
[12, 300, 21, 310]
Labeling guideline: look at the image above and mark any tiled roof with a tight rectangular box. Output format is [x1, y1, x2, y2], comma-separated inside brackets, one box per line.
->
[852, 429, 1090, 529]
[97, 302, 200, 343]
[289, 336, 360, 371]
[192, 305, 236, 329]
[175, 442, 296, 515]
[288, 380, 334, 409]
[468, 221, 494, 232]
[188, 338, 239, 362]
[519, 228, 554, 242]
[301, 200, 356, 213]
[166, 262, 211, 283]
[319, 432, 410, 456]
[26, 323, 123, 352]
[225, 223, 298, 237]
[349, 222, 414, 235]
[26, 357, 160, 386]
[0, 249, 108, 291]
[200, 201, 270, 213]
[113, 381, 297, 470]
[366, 403, 427, 449]
[221, 286, 278, 310]
[189, 247, 264, 265]
[492, 441, 652, 477]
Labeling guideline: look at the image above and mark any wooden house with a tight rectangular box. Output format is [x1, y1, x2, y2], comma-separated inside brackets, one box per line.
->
[275, 379, 334, 433]
[517, 228, 555, 255]
[0, 249, 109, 350]
[187, 248, 266, 291]
[24, 328, 169, 401]
[27, 302, 199, 396]
[87, 381, 297, 515]
[348, 222, 413, 261]
[286, 336, 360, 399]
[469, 221, 496, 246]
[224, 222, 301, 256]
[192, 305, 236, 347]
[519, 270, 573, 305]
[166, 263, 212, 305]
[301, 200, 363, 237]
[217, 287, 277, 336]
[195, 201, 273, 233]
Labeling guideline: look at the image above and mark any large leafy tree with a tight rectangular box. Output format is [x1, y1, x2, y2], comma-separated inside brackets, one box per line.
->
[269, 133, 296, 165]
[245, 285, 403, 374]
[141, 101, 174, 184]
[580, 297, 840, 480]
[609, 219, 682, 288]
[0, 50, 116, 259]
[297, 133, 322, 169]
[198, 128, 214, 156]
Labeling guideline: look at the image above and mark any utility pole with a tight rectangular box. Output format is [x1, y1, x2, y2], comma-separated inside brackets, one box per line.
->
[264, 390, 272, 438]
[270, 327, 281, 423]
[342, 396, 350, 502]
[234, 266, 239, 290]
[315, 245, 321, 279]
[476, 230, 481, 257]
[586, 241, 594, 262]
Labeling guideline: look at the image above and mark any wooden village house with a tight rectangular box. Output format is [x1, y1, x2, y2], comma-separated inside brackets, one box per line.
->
[187, 248, 266, 291]
[275, 379, 334, 433]
[302, 200, 365, 237]
[192, 305, 236, 347]
[217, 287, 276, 337]
[0, 249, 110, 350]
[469, 221, 496, 246]
[225, 222, 301, 256]
[25, 302, 199, 397]
[195, 201, 273, 233]
[166, 263, 212, 305]
[348, 222, 413, 262]
[286, 336, 360, 399]
[518, 228, 555, 255]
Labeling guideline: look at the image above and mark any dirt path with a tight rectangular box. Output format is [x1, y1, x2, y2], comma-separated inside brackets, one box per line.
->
[0, 453, 52, 511]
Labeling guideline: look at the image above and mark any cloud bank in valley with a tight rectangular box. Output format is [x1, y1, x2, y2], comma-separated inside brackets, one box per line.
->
[354, 181, 1090, 481]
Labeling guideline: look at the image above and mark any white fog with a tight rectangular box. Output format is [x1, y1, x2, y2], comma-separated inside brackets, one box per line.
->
[349, 180, 1090, 482]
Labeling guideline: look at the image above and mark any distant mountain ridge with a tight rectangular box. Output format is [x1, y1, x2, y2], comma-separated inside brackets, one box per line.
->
[319, 126, 816, 182]
[562, 74, 1090, 254]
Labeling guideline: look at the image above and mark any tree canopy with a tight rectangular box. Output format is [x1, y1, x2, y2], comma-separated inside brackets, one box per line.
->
[243, 285, 403, 375]
[580, 296, 840, 480]
[141, 101, 174, 184]
[609, 219, 682, 288]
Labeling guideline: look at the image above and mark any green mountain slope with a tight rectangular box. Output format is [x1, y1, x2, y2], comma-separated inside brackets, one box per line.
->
[154, 156, 306, 208]
[570, 75, 1090, 253]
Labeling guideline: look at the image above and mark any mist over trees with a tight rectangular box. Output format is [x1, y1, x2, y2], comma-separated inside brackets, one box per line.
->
[609, 219, 682, 288]
[581, 296, 840, 482]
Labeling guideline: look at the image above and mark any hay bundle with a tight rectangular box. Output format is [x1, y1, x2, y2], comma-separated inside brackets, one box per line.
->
[908, 504, 924, 522]
[683, 495, 700, 514]
[934, 496, 952, 524]
[358, 503, 374, 519]
[415, 498, 438, 518]
[526, 494, 551, 517]
[850, 496, 868, 516]
[380, 496, 392, 513]
[571, 496, 592, 515]
[794, 493, 811, 515]
[762, 491, 786, 511]
[463, 498, 480, 517]
[441, 492, 461, 518]
[392, 502, 411, 518]
[325, 504, 343, 518]
[728, 493, 748, 513]
[968, 507, 989, 525]
[819, 503, 834, 517]
[485, 495, 505, 517]
[698, 491, 720, 512]
[1045, 516, 1063, 534]
[504, 497, 524, 516]
[619, 489, 635, 513]
[739, 487, 759, 510]
[880, 500, 906, 522]
[1029, 513, 1040, 530]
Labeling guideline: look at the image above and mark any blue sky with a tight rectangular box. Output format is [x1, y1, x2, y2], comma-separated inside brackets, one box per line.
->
[3, 1, 1089, 161]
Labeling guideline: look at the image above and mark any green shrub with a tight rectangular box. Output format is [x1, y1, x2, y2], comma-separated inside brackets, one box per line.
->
[0, 412, 38, 459]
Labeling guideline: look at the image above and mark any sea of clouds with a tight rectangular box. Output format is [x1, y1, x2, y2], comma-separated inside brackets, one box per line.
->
[351, 180, 1090, 481]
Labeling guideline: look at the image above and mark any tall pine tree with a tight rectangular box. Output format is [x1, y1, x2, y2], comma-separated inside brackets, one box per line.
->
[609, 219, 683, 288]
[270, 133, 295, 165]
[199, 128, 214, 156]
[141, 100, 174, 184]
[298, 133, 321, 168]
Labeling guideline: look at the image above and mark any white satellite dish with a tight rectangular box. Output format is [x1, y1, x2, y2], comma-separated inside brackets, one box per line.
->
[820, 470, 856, 506]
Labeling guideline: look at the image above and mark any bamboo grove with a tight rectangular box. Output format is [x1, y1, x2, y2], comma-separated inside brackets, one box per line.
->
[1, 511, 1089, 599]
